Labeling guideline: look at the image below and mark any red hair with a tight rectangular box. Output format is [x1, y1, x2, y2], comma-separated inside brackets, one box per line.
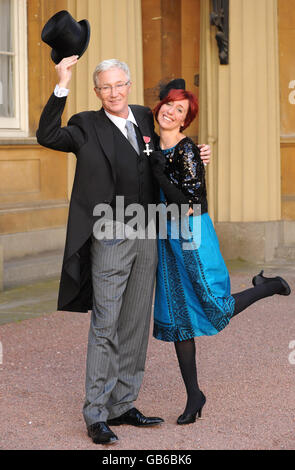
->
[153, 88, 198, 131]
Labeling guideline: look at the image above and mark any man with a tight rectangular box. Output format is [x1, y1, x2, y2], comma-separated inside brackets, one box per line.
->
[37, 56, 211, 445]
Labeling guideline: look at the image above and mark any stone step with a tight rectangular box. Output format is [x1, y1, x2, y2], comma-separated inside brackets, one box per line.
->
[275, 244, 295, 260]
[4, 250, 63, 289]
[280, 221, 295, 246]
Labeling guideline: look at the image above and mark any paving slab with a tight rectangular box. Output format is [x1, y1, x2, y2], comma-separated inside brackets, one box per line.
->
[0, 261, 294, 450]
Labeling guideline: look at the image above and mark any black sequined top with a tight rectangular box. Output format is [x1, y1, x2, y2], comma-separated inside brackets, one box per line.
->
[150, 137, 208, 214]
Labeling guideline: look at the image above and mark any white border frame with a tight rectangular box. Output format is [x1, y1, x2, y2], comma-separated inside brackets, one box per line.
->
[0, 0, 28, 137]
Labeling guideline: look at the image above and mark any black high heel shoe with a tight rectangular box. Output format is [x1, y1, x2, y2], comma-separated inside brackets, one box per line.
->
[252, 270, 291, 296]
[177, 391, 206, 425]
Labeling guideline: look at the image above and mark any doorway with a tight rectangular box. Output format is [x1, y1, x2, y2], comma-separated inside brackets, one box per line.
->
[141, 0, 201, 141]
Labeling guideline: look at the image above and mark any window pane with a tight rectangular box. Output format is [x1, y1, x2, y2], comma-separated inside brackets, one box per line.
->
[0, 0, 14, 119]
[0, 0, 12, 52]
[0, 55, 14, 117]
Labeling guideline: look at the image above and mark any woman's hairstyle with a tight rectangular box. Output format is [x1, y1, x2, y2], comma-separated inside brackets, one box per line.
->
[93, 59, 131, 87]
[153, 88, 199, 131]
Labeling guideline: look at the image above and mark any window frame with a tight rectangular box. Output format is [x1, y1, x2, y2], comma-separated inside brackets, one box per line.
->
[0, 0, 28, 137]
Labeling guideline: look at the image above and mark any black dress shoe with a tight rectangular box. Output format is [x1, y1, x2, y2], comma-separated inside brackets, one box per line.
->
[252, 270, 291, 296]
[107, 407, 164, 427]
[87, 422, 118, 445]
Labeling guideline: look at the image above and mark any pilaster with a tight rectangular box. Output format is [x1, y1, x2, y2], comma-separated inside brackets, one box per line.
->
[199, 0, 281, 223]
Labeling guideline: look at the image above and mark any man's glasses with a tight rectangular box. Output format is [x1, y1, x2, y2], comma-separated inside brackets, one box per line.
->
[96, 81, 130, 95]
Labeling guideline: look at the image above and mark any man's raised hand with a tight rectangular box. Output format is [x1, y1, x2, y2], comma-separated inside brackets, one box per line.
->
[198, 144, 211, 166]
[55, 55, 79, 89]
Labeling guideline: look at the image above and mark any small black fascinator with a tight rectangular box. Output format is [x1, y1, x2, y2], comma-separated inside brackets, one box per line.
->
[159, 78, 186, 100]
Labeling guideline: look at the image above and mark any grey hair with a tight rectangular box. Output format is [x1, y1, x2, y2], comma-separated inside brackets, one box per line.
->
[93, 59, 131, 87]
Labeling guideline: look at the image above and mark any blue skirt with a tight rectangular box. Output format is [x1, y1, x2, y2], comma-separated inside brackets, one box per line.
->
[153, 209, 236, 342]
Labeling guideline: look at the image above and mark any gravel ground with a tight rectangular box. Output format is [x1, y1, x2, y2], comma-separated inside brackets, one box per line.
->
[0, 271, 294, 451]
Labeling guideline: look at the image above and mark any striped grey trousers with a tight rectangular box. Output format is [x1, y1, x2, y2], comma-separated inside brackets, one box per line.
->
[83, 231, 158, 426]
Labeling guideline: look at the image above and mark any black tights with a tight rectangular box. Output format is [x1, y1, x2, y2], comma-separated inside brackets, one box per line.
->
[174, 278, 284, 415]
[232, 278, 283, 315]
[174, 338, 201, 415]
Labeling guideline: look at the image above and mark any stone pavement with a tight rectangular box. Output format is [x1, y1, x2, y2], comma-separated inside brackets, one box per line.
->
[0, 260, 294, 450]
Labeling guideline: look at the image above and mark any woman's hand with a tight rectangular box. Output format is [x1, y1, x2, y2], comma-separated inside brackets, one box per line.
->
[55, 55, 79, 89]
[198, 144, 211, 165]
[186, 207, 194, 216]
[149, 150, 166, 171]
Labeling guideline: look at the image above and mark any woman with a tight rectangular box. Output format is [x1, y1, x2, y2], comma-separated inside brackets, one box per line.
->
[150, 80, 291, 425]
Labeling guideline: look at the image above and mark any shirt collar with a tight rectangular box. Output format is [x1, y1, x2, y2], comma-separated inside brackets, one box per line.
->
[104, 107, 138, 134]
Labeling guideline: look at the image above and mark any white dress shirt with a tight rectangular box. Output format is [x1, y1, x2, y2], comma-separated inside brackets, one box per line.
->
[104, 108, 138, 138]
[54, 84, 69, 98]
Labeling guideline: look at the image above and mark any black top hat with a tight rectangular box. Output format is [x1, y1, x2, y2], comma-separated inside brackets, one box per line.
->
[159, 78, 186, 100]
[41, 10, 91, 64]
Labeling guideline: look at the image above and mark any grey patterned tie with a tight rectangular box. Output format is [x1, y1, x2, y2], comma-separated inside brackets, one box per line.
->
[125, 120, 140, 155]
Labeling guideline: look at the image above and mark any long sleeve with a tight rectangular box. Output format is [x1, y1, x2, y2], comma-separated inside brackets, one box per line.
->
[174, 139, 206, 206]
[36, 93, 87, 154]
[150, 150, 190, 205]
[150, 138, 208, 213]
